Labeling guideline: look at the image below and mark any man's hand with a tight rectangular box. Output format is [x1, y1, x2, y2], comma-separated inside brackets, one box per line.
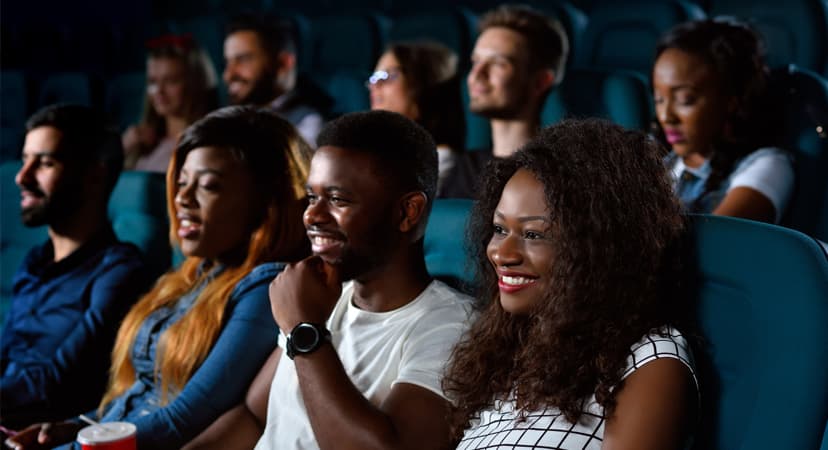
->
[4, 421, 82, 450]
[269, 256, 342, 332]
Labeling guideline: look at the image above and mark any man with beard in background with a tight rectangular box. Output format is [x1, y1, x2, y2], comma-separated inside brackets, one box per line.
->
[223, 14, 325, 147]
[0, 104, 149, 433]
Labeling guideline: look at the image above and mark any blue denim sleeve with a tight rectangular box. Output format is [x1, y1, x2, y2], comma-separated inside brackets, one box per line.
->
[129, 264, 281, 449]
[0, 250, 148, 416]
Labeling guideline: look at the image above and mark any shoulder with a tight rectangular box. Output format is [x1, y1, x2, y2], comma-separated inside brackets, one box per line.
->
[733, 146, 792, 171]
[461, 148, 494, 168]
[726, 146, 795, 218]
[409, 280, 476, 329]
[101, 241, 146, 266]
[230, 262, 287, 298]
[439, 149, 495, 199]
[93, 241, 148, 282]
[623, 326, 696, 382]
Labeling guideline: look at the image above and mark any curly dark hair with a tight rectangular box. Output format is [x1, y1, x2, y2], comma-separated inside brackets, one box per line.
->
[443, 118, 692, 438]
[651, 18, 780, 208]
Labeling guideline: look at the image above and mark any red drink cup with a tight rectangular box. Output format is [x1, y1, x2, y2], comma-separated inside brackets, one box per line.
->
[76, 422, 136, 450]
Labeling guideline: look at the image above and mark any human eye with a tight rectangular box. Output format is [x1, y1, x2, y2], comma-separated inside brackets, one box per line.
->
[329, 196, 350, 206]
[492, 223, 507, 236]
[676, 92, 697, 106]
[39, 156, 57, 168]
[198, 181, 220, 192]
[491, 56, 511, 69]
[523, 230, 546, 240]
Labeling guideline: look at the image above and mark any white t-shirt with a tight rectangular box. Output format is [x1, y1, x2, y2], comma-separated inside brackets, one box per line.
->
[255, 280, 475, 450]
[669, 147, 794, 223]
[457, 327, 697, 450]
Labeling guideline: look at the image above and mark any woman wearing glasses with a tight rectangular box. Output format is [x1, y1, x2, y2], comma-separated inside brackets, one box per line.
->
[367, 41, 466, 196]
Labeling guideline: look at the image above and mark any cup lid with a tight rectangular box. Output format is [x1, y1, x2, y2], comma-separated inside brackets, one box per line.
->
[76, 422, 137, 444]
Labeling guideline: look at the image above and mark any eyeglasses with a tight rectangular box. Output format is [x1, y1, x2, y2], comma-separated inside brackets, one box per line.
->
[365, 69, 401, 88]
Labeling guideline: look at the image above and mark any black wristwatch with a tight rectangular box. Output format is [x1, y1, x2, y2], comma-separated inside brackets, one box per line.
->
[285, 322, 331, 360]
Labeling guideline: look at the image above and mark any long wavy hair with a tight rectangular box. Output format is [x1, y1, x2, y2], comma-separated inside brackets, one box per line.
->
[651, 19, 780, 206]
[101, 106, 311, 409]
[141, 34, 219, 141]
[443, 118, 693, 437]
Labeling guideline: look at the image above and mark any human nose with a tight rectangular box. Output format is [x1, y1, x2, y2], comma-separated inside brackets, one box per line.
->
[15, 158, 36, 188]
[488, 233, 523, 268]
[175, 182, 196, 209]
[303, 198, 333, 228]
[468, 61, 486, 83]
[657, 98, 678, 125]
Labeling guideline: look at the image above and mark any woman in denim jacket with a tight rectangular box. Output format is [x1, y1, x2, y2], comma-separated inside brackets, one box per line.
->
[7, 106, 312, 449]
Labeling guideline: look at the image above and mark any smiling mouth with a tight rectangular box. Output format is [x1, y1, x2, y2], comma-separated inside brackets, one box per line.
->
[310, 235, 344, 255]
[20, 191, 44, 208]
[178, 219, 201, 239]
[498, 275, 538, 293]
[501, 275, 535, 285]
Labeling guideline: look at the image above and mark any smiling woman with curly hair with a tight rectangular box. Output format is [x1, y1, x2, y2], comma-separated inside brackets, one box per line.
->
[443, 118, 699, 449]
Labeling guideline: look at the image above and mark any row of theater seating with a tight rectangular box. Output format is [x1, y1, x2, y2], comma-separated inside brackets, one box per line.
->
[3, 0, 826, 116]
[129, 0, 828, 78]
[3, 63, 826, 241]
[2, 159, 827, 449]
[3, 0, 827, 160]
[5, 0, 826, 82]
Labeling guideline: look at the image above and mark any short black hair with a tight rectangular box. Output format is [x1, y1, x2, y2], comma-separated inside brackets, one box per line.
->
[225, 13, 296, 57]
[26, 103, 123, 196]
[316, 110, 438, 205]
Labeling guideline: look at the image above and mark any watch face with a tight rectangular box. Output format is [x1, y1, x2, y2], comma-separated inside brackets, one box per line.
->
[292, 323, 320, 352]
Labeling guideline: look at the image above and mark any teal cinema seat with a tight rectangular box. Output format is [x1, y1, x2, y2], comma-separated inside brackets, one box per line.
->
[689, 214, 828, 449]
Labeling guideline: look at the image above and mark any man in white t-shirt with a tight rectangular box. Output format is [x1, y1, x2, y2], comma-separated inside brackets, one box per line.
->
[184, 110, 474, 450]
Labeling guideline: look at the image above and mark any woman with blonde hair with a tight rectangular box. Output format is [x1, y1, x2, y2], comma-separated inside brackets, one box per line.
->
[123, 34, 219, 172]
[6, 106, 312, 450]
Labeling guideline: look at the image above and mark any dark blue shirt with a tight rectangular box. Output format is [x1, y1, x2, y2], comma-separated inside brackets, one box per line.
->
[62, 262, 282, 450]
[0, 226, 150, 428]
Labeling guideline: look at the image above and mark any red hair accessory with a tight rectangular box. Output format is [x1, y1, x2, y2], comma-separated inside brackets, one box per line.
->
[145, 33, 196, 51]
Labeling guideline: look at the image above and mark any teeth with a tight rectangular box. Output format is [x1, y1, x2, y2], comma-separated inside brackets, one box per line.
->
[312, 236, 339, 246]
[180, 219, 192, 228]
[501, 275, 535, 286]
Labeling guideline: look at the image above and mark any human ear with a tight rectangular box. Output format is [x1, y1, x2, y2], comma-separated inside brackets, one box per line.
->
[398, 192, 428, 233]
[276, 51, 296, 73]
[532, 68, 555, 97]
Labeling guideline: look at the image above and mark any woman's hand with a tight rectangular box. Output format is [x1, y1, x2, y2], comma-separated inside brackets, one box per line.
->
[4, 421, 83, 450]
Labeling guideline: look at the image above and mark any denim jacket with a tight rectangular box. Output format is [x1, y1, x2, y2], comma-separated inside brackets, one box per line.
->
[64, 262, 282, 449]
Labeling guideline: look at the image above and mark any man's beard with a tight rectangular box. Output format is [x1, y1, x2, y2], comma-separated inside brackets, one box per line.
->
[469, 99, 527, 121]
[20, 181, 85, 227]
[326, 211, 398, 283]
[228, 72, 279, 106]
